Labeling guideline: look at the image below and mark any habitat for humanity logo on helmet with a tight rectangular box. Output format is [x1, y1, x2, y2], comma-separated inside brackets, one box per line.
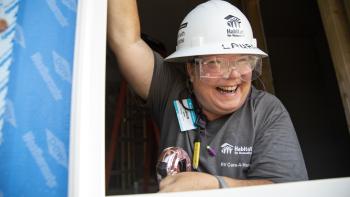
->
[221, 143, 252, 155]
[224, 15, 244, 37]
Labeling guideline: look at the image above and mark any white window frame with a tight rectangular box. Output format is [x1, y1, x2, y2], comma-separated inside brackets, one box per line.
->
[68, 0, 107, 196]
[67, 1, 350, 197]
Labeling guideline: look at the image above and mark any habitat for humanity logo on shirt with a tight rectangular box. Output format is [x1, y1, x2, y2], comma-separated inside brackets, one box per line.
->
[220, 143, 252, 155]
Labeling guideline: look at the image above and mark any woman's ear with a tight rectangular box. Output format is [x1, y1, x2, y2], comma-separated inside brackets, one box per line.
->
[186, 63, 195, 82]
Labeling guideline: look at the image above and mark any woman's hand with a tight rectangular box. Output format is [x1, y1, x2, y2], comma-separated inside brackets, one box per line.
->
[159, 171, 219, 192]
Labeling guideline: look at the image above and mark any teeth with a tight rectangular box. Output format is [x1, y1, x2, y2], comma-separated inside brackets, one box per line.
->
[216, 86, 238, 93]
[219, 86, 237, 91]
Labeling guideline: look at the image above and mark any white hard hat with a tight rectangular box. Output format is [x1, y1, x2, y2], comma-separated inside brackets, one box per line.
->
[165, 0, 268, 62]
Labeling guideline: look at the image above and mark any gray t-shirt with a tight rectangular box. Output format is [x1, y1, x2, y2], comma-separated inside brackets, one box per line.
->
[146, 52, 308, 183]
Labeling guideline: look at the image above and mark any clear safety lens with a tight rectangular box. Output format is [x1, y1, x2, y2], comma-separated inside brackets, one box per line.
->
[194, 55, 262, 82]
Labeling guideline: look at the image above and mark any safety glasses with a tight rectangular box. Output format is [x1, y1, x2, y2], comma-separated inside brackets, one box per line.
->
[193, 55, 262, 82]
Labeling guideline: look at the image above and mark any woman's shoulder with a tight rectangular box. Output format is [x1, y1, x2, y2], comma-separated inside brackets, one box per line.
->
[250, 87, 287, 113]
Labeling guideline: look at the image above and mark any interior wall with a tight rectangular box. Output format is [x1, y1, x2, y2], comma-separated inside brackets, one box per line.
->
[260, 0, 350, 179]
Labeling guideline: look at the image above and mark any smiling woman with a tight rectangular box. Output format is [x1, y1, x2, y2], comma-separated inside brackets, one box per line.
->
[104, 0, 350, 195]
[107, 0, 309, 193]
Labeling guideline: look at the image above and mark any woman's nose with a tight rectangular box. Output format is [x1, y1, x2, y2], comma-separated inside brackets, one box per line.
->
[227, 67, 241, 79]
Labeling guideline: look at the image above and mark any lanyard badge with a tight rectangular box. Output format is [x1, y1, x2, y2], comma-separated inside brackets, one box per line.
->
[173, 98, 216, 170]
[173, 98, 197, 132]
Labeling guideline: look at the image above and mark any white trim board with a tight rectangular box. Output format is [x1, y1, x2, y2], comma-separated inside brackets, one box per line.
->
[108, 177, 350, 197]
[68, 0, 107, 196]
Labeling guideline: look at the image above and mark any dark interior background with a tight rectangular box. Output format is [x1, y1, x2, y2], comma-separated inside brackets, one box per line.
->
[106, 0, 350, 194]
[260, 0, 350, 179]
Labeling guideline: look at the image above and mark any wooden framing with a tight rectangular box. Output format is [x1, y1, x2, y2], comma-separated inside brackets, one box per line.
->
[344, 0, 350, 24]
[317, 0, 350, 132]
[241, 0, 275, 94]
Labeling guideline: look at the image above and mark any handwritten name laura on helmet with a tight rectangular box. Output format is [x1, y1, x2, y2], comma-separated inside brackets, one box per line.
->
[221, 43, 255, 50]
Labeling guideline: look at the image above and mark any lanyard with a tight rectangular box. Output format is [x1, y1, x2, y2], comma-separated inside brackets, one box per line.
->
[177, 93, 217, 170]
[192, 115, 206, 170]
[192, 110, 216, 170]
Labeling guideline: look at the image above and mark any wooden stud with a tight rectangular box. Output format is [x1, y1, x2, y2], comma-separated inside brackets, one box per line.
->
[241, 0, 275, 94]
[318, 0, 350, 132]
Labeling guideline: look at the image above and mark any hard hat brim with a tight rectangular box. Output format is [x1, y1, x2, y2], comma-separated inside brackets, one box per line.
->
[165, 45, 268, 63]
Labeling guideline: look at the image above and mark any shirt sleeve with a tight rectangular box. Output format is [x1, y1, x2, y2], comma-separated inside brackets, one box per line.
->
[145, 51, 186, 128]
[247, 95, 308, 183]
